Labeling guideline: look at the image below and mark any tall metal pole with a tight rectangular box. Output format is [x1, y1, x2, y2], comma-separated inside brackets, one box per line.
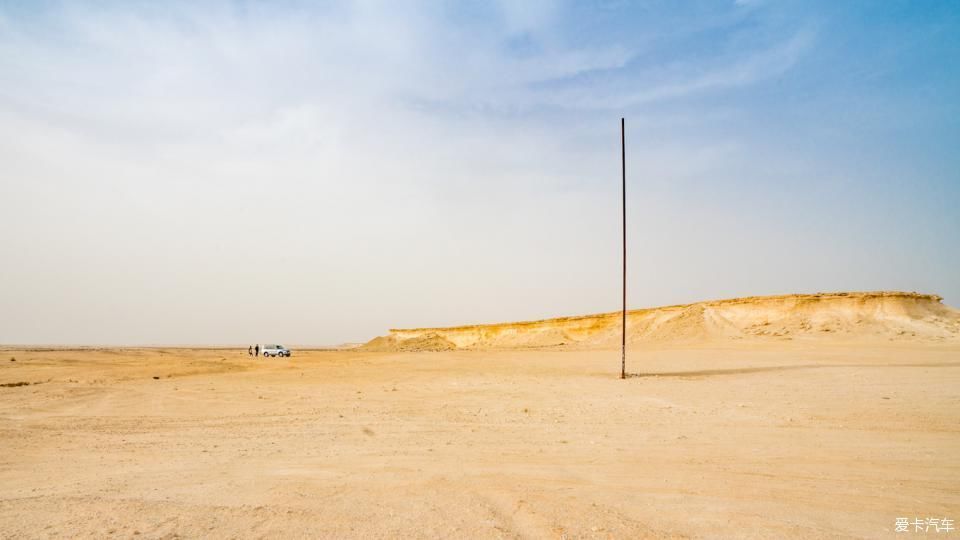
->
[621, 118, 627, 380]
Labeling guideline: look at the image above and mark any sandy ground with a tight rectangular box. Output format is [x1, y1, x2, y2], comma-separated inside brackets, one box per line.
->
[1, 344, 958, 539]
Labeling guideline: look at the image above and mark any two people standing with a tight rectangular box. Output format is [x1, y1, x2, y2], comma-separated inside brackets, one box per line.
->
[247, 344, 259, 357]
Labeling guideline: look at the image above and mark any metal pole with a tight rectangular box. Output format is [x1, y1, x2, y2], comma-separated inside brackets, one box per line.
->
[621, 118, 627, 380]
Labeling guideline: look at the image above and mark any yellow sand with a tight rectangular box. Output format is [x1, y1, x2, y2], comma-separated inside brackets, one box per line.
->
[1, 340, 958, 538]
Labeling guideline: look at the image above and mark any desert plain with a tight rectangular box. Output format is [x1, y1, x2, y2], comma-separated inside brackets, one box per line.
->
[1, 292, 959, 539]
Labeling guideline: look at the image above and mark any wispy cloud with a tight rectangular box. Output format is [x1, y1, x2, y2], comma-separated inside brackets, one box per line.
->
[537, 26, 817, 110]
[1, 1, 956, 345]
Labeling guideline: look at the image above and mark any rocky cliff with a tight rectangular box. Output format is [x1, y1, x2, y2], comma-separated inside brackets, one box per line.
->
[363, 292, 960, 351]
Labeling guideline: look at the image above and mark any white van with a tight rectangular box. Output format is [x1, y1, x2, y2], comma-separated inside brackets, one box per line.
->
[262, 344, 291, 357]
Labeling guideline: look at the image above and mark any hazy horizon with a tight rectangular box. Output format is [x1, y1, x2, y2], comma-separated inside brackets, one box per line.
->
[2, 1, 958, 346]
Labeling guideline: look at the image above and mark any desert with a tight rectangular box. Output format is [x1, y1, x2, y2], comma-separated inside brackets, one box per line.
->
[4, 3, 959, 538]
[2, 292, 958, 538]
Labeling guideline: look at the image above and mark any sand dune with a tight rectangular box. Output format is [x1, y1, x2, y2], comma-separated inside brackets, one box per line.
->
[365, 291, 960, 351]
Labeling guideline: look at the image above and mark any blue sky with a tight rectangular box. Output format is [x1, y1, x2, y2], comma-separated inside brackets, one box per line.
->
[1, 1, 958, 345]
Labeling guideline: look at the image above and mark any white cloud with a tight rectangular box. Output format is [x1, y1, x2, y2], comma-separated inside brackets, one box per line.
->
[543, 26, 816, 109]
[3, 2, 951, 345]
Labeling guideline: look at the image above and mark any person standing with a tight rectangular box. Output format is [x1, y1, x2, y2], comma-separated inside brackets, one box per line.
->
[248, 345, 253, 356]
[254, 344, 260, 357]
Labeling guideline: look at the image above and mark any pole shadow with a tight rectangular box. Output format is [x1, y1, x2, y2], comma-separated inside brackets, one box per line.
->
[623, 362, 960, 379]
